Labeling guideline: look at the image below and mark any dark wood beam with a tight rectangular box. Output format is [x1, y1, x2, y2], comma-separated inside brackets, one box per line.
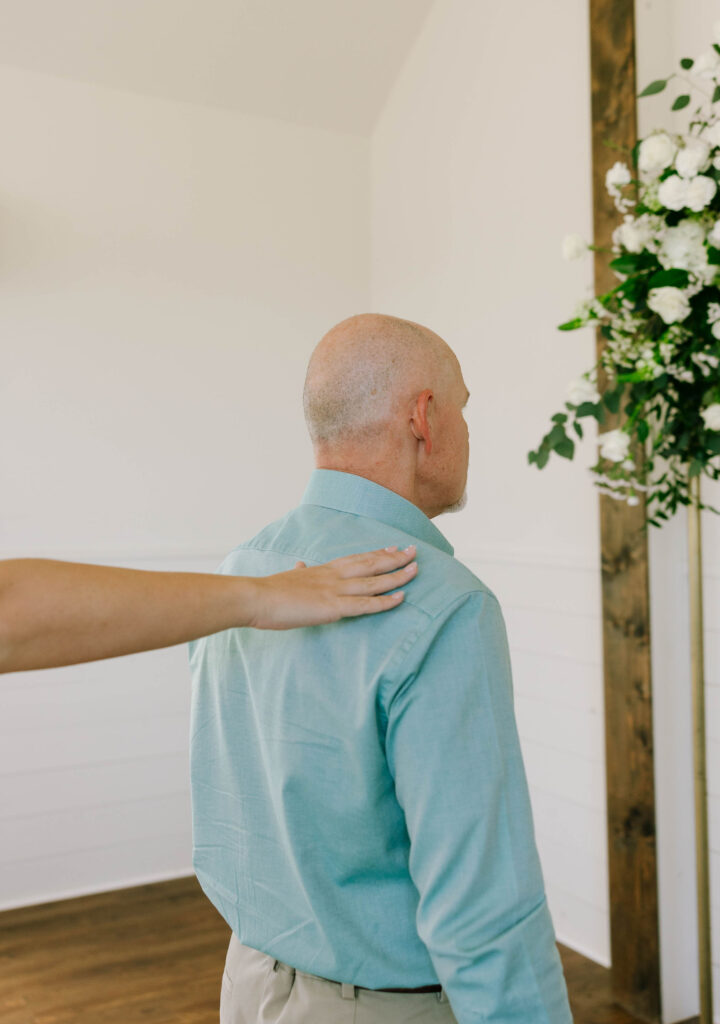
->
[589, 2, 661, 1020]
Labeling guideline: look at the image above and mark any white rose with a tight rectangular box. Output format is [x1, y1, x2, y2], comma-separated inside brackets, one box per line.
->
[562, 234, 587, 260]
[606, 161, 632, 191]
[627, 494, 640, 506]
[599, 429, 631, 462]
[714, 153, 720, 171]
[658, 174, 688, 210]
[658, 220, 708, 277]
[567, 377, 601, 405]
[685, 175, 717, 211]
[712, 321, 720, 340]
[701, 121, 720, 147]
[700, 402, 720, 430]
[676, 137, 712, 177]
[692, 49, 720, 79]
[613, 214, 654, 253]
[708, 221, 720, 247]
[647, 286, 692, 323]
[638, 133, 678, 175]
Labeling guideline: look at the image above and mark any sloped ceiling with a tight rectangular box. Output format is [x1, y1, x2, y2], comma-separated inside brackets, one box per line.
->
[0, 0, 436, 136]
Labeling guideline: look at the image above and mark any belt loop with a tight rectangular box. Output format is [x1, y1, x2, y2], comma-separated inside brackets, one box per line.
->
[438, 988, 448, 1003]
[341, 983, 356, 1000]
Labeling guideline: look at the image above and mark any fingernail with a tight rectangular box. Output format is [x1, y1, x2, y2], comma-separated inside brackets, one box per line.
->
[393, 591, 405, 599]
[406, 561, 417, 572]
[403, 545, 416, 554]
[385, 545, 399, 552]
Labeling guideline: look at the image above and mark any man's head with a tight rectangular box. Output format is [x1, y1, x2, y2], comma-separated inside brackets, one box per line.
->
[303, 313, 469, 519]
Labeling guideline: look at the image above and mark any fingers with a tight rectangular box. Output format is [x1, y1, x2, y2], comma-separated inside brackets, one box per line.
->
[339, 590, 407, 618]
[326, 545, 417, 579]
[342, 561, 418, 596]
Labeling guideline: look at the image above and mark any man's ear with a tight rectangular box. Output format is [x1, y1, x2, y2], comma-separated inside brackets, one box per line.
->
[410, 389, 433, 455]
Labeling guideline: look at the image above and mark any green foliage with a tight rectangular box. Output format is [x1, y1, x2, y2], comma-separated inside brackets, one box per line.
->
[558, 317, 585, 331]
[534, 44, 720, 529]
[575, 400, 606, 422]
[602, 385, 623, 412]
[646, 268, 690, 288]
[638, 78, 668, 97]
[609, 254, 641, 274]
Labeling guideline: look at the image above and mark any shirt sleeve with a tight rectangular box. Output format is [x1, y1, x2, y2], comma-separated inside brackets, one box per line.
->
[384, 589, 574, 1024]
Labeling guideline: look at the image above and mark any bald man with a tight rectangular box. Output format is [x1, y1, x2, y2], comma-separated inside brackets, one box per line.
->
[188, 314, 574, 1024]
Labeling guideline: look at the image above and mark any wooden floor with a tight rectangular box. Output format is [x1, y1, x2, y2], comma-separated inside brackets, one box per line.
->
[0, 876, 682, 1024]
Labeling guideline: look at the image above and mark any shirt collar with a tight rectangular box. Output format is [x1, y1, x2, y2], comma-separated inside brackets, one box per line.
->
[300, 469, 454, 556]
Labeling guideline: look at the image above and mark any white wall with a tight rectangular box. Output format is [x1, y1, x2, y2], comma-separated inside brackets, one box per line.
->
[370, 0, 607, 967]
[635, 1, 720, 1018]
[0, 64, 370, 909]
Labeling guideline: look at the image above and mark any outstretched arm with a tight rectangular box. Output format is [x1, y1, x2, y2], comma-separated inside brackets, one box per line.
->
[0, 546, 417, 673]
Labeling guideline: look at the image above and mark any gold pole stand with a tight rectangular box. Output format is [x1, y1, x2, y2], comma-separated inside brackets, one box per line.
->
[688, 473, 713, 1024]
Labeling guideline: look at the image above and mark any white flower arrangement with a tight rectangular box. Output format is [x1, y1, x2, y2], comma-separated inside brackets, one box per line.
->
[533, 33, 720, 528]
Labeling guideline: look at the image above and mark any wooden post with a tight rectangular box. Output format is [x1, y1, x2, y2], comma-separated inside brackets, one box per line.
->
[588, 2, 662, 1020]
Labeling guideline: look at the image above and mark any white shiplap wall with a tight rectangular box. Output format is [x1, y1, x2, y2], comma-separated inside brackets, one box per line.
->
[0, 554, 217, 910]
[0, 61, 370, 910]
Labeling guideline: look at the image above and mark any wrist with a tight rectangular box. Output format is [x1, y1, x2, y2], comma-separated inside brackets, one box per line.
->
[231, 575, 267, 629]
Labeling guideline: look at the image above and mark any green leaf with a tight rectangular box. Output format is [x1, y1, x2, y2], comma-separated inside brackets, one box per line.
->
[558, 317, 585, 331]
[547, 423, 568, 447]
[551, 413, 568, 424]
[714, 43, 720, 56]
[527, 450, 537, 465]
[576, 400, 598, 418]
[616, 370, 649, 382]
[647, 267, 690, 288]
[576, 400, 605, 423]
[536, 447, 550, 469]
[637, 419, 650, 443]
[672, 94, 691, 111]
[555, 437, 575, 460]
[639, 78, 668, 97]
[680, 58, 694, 70]
[689, 458, 704, 478]
[707, 245, 720, 265]
[609, 254, 640, 274]
[602, 387, 622, 413]
[707, 434, 720, 454]
[630, 139, 641, 167]
[714, 85, 720, 104]
[573, 420, 584, 440]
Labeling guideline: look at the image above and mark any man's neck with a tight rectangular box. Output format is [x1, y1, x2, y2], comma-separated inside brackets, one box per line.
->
[313, 459, 439, 519]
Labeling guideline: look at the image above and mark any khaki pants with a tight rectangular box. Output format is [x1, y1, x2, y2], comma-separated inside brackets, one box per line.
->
[219, 932, 459, 1024]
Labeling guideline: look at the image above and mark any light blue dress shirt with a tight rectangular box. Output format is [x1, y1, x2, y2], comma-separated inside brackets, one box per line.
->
[188, 469, 573, 1023]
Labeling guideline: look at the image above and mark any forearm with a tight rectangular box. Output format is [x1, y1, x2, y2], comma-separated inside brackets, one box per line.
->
[0, 559, 258, 673]
[0, 548, 416, 673]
